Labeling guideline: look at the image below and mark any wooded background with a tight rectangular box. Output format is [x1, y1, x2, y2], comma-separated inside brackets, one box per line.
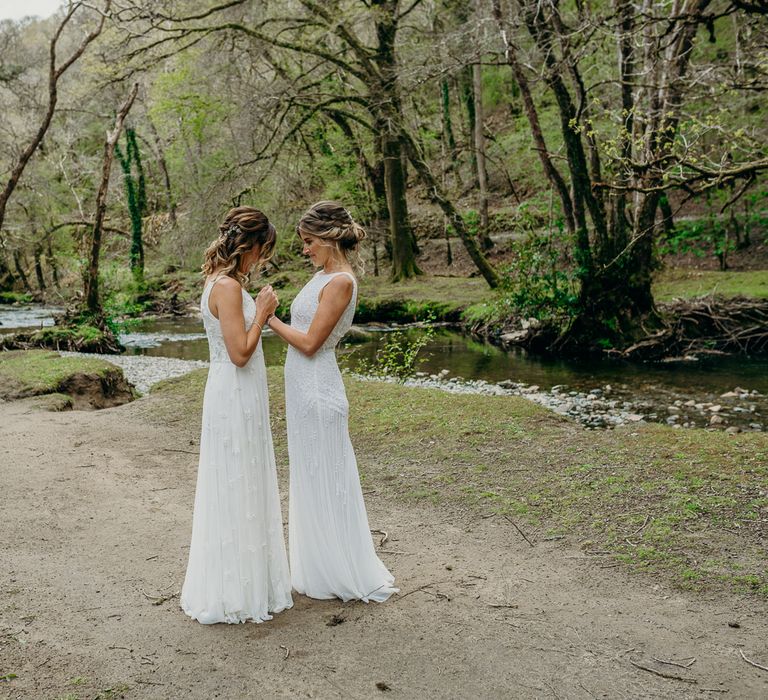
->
[1, 0, 766, 349]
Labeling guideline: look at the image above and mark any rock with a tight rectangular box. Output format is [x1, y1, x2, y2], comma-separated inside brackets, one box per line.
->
[684, 400, 696, 407]
[589, 389, 602, 397]
[342, 326, 374, 344]
[725, 426, 741, 434]
[667, 406, 680, 413]
[666, 416, 679, 424]
[627, 414, 644, 422]
[749, 423, 763, 431]
[500, 330, 529, 343]
[709, 414, 725, 426]
[709, 405, 722, 413]
[720, 391, 739, 398]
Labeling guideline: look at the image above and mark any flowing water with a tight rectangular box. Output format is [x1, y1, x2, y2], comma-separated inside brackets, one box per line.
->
[2, 305, 766, 430]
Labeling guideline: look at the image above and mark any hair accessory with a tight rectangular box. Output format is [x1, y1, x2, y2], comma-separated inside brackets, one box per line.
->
[227, 224, 241, 237]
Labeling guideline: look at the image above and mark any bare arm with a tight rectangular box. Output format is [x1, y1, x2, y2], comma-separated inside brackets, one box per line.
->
[209, 277, 277, 367]
[268, 275, 353, 356]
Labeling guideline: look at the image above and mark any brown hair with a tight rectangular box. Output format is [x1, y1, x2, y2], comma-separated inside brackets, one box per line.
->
[201, 206, 276, 285]
[297, 200, 366, 275]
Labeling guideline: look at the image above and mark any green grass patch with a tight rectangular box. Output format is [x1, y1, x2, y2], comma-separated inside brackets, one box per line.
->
[0, 350, 122, 400]
[142, 367, 768, 598]
[654, 268, 768, 301]
[0, 291, 33, 304]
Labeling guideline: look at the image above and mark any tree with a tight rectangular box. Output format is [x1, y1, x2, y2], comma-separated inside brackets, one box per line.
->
[492, 0, 768, 351]
[0, 2, 109, 236]
[115, 127, 147, 282]
[84, 83, 139, 315]
[118, 0, 500, 286]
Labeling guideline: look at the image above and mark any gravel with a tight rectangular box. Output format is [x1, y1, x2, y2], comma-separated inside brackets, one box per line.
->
[56, 351, 764, 432]
[59, 352, 208, 395]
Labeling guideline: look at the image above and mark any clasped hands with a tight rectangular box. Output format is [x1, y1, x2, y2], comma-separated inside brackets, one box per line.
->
[255, 284, 279, 325]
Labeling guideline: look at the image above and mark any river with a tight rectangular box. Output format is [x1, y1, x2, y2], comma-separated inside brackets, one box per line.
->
[2, 305, 765, 431]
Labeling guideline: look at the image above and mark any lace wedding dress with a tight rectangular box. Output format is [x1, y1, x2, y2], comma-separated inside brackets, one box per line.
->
[180, 277, 293, 624]
[285, 270, 398, 602]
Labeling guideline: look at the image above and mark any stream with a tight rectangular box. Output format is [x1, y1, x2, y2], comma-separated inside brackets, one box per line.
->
[2, 305, 765, 431]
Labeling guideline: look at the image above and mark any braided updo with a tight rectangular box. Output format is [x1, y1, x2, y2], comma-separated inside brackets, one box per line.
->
[201, 206, 276, 285]
[297, 200, 366, 275]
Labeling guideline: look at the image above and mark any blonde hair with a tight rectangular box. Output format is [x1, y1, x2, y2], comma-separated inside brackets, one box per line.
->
[201, 206, 276, 285]
[297, 200, 366, 275]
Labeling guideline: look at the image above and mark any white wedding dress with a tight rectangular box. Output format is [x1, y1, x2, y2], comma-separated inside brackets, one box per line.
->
[285, 270, 398, 602]
[180, 277, 293, 624]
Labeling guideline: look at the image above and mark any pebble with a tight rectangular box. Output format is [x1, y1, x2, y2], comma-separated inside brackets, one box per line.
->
[59, 351, 208, 395]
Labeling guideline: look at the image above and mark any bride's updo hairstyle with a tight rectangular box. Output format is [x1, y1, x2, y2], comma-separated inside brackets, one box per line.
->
[297, 200, 367, 275]
[202, 206, 276, 285]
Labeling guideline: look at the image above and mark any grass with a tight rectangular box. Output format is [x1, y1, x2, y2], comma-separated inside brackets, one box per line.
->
[0, 350, 122, 401]
[0, 291, 33, 304]
[146, 367, 768, 598]
[654, 268, 768, 301]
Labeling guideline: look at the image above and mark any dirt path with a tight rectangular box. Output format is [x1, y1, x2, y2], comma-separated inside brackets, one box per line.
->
[1, 396, 767, 699]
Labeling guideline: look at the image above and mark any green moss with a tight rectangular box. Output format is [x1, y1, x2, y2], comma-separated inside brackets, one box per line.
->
[0, 350, 120, 400]
[0, 291, 33, 304]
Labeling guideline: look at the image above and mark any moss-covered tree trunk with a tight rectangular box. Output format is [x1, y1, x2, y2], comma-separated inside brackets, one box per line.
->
[84, 84, 138, 316]
[374, 3, 421, 281]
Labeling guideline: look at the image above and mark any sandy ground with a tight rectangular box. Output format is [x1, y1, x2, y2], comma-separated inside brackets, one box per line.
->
[2, 395, 768, 700]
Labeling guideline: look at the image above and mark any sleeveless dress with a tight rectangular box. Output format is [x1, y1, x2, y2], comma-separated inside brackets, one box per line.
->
[285, 270, 398, 602]
[180, 277, 293, 624]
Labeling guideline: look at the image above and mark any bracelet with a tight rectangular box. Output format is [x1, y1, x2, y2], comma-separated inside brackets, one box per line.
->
[253, 320, 263, 333]
[265, 314, 274, 327]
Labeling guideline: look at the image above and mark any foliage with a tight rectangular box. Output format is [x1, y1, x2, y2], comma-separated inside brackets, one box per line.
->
[659, 218, 735, 261]
[0, 291, 33, 304]
[468, 227, 579, 326]
[355, 324, 436, 381]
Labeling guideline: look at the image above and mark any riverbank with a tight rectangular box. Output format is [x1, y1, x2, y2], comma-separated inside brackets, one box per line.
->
[1, 365, 766, 699]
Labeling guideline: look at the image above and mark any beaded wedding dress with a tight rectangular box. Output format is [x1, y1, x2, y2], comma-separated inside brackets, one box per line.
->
[285, 270, 398, 602]
[180, 277, 293, 624]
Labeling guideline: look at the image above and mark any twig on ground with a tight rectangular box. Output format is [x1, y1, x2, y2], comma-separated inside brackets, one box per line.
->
[370, 529, 389, 547]
[393, 581, 450, 603]
[504, 516, 534, 547]
[629, 659, 697, 683]
[141, 589, 179, 606]
[630, 514, 652, 537]
[378, 550, 412, 555]
[280, 644, 290, 660]
[739, 648, 768, 672]
[488, 603, 519, 609]
[653, 656, 696, 669]
[162, 448, 199, 454]
[145, 555, 158, 561]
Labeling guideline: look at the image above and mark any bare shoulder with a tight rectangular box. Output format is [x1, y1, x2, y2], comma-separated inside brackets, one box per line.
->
[210, 276, 243, 303]
[324, 273, 354, 300]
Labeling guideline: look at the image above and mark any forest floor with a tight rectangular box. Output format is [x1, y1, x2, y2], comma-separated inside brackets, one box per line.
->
[2, 366, 767, 700]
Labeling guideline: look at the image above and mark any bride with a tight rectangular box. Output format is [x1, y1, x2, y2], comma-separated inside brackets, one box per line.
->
[267, 201, 398, 603]
[181, 206, 293, 624]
